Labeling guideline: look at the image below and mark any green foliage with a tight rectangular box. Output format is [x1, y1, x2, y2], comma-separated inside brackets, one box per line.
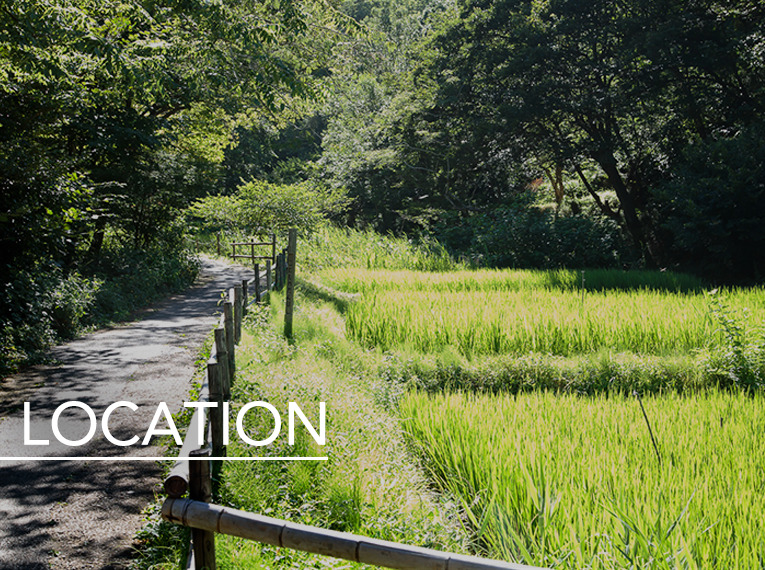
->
[89, 242, 199, 322]
[657, 122, 765, 281]
[400, 390, 765, 568]
[1, 262, 99, 373]
[403, 0, 765, 270]
[189, 180, 349, 236]
[451, 201, 630, 269]
[702, 292, 765, 391]
[0, 241, 198, 376]
[130, 501, 190, 570]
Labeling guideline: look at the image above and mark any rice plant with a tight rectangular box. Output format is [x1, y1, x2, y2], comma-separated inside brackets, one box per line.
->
[400, 390, 765, 569]
[337, 271, 765, 358]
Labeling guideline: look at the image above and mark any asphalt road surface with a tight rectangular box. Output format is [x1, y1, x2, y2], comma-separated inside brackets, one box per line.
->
[0, 256, 253, 569]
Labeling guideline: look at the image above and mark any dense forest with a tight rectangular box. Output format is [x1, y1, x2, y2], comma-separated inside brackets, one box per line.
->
[2, 0, 764, 372]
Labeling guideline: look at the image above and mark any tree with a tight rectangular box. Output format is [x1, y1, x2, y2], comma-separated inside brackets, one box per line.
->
[415, 0, 765, 267]
[1, 0, 351, 268]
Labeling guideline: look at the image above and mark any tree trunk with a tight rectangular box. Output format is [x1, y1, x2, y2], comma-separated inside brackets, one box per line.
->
[86, 217, 106, 262]
[594, 149, 658, 266]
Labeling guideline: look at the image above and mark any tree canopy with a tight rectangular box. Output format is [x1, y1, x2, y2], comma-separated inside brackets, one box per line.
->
[1, 0, 352, 269]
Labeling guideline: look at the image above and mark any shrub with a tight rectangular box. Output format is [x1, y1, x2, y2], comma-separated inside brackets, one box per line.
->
[188, 179, 349, 235]
[468, 205, 628, 269]
[702, 292, 765, 390]
[0, 244, 198, 377]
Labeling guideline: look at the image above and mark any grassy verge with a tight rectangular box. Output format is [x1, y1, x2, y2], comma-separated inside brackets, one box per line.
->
[211, 292, 469, 567]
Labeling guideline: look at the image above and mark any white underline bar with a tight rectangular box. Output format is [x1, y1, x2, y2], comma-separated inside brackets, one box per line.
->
[0, 456, 328, 462]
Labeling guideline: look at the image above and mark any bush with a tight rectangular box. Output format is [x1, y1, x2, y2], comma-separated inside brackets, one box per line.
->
[701, 292, 765, 390]
[0, 244, 199, 377]
[461, 202, 629, 269]
[1, 262, 100, 374]
[188, 179, 349, 235]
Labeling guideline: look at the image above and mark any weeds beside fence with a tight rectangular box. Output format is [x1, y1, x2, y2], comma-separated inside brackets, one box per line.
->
[162, 230, 545, 570]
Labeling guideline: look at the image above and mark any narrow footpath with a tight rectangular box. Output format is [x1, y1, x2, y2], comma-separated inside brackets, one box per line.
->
[0, 256, 253, 569]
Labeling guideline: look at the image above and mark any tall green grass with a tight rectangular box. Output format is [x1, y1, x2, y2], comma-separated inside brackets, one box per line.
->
[334, 268, 764, 358]
[300, 225, 463, 272]
[346, 287, 765, 357]
[320, 267, 704, 295]
[400, 390, 765, 569]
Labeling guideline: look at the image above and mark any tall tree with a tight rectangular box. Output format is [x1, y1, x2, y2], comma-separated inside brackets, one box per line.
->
[415, 0, 765, 265]
[1, 0, 350, 268]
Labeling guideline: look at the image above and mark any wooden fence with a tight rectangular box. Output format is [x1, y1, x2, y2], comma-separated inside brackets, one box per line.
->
[164, 230, 546, 570]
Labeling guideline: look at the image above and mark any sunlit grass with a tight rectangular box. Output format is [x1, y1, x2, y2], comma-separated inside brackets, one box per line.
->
[336, 270, 765, 358]
[319, 267, 704, 294]
[400, 390, 765, 569]
[211, 295, 469, 567]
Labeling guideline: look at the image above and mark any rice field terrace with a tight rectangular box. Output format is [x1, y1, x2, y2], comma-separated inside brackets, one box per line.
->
[321, 268, 765, 360]
[313, 263, 765, 569]
[400, 390, 765, 569]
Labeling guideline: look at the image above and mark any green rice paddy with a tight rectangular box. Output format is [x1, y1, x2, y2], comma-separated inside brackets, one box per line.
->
[325, 265, 765, 569]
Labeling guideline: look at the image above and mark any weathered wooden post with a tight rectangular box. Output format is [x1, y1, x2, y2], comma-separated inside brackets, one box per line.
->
[266, 262, 272, 298]
[233, 285, 242, 344]
[223, 301, 235, 383]
[271, 233, 276, 268]
[207, 359, 225, 483]
[284, 229, 297, 339]
[254, 264, 261, 303]
[274, 253, 282, 290]
[214, 328, 231, 400]
[216, 233, 221, 256]
[189, 448, 216, 570]
[241, 279, 248, 317]
[281, 249, 288, 289]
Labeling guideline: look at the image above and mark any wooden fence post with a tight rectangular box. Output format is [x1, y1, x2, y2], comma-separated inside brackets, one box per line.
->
[284, 229, 297, 339]
[241, 280, 248, 317]
[266, 262, 272, 297]
[254, 264, 261, 303]
[223, 301, 235, 383]
[207, 359, 225, 484]
[216, 233, 221, 256]
[214, 328, 231, 401]
[233, 285, 242, 344]
[271, 233, 276, 268]
[280, 250, 288, 290]
[189, 448, 216, 570]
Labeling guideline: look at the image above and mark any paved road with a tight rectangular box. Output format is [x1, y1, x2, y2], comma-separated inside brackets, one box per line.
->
[0, 256, 252, 569]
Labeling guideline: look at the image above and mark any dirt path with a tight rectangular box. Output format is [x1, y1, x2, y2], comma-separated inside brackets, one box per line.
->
[0, 256, 253, 569]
